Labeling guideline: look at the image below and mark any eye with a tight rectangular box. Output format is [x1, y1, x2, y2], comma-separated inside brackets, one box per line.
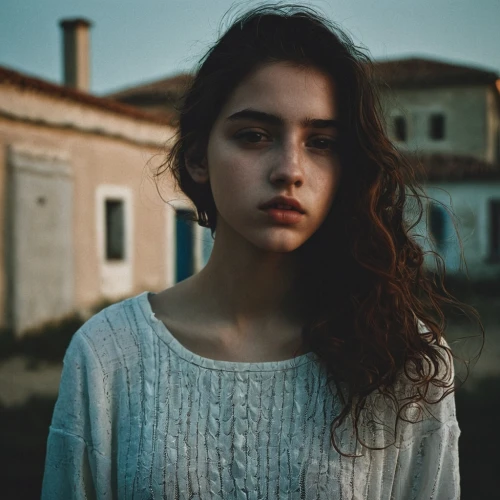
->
[308, 137, 337, 151]
[234, 130, 269, 143]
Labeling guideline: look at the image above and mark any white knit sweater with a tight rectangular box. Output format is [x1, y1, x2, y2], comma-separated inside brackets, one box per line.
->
[42, 291, 460, 499]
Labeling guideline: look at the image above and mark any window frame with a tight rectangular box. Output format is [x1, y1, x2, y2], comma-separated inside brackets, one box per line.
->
[95, 185, 133, 297]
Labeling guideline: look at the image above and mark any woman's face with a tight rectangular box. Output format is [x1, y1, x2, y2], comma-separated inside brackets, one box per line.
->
[196, 61, 341, 253]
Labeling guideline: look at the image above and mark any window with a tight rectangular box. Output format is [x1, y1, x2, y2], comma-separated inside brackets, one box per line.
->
[490, 200, 500, 260]
[429, 113, 445, 140]
[176, 209, 195, 282]
[393, 116, 407, 142]
[428, 202, 446, 251]
[105, 199, 125, 260]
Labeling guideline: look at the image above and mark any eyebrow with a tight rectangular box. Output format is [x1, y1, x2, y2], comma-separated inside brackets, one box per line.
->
[226, 108, 339, 129]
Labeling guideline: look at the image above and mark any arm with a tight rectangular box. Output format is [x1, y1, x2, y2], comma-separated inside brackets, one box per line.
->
[41, 329, 112, 500]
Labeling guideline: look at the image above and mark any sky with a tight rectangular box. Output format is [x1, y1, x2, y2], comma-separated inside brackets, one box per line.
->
[1, 0, 500, 96]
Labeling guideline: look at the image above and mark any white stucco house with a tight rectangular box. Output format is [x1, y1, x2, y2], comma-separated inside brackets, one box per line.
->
[374, 57, 500, 280]
[0, 19, 212, 336]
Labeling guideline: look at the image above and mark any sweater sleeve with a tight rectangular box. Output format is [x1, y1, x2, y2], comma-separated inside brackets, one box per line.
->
[383, 326, 461, 499]
[389, 415, 460, 500]
[41, 328, 113, 500]
[391, 332, 461, 500]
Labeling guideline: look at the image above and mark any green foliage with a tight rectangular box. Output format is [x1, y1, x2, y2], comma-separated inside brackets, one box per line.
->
[0, 297, 117, 365]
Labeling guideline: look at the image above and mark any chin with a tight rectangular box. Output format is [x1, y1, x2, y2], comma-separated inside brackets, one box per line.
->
[251, 234, 306, 254]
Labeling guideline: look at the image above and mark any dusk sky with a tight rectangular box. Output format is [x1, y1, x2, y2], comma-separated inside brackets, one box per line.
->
[1, 0, 500, 95]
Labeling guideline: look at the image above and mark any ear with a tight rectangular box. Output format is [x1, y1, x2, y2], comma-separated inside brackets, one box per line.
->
[185, 154, 210, 184]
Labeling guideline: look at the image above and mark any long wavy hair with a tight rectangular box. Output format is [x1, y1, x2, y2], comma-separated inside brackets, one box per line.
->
[154, 4, 484, 456]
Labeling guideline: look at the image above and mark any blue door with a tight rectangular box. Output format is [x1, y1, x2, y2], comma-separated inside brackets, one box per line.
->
[176, 209, 194, 283]
[428, 202, 460, 272]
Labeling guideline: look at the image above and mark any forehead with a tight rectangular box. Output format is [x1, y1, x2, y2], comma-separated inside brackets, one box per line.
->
[217, 62, 337, 122]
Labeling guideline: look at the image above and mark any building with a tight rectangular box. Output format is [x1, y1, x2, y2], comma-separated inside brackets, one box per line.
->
[0, 19, 212, 336]
[374, 57, 500, 279]
[375, 57, 500, 162]
[106, 73, 193, 120]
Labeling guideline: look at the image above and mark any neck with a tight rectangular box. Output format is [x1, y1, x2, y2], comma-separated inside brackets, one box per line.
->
[188, 222, 308, 340]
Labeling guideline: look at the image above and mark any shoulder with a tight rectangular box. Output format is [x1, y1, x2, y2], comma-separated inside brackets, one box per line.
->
[64, 292, 154, 377]
[51, 293, 158, 438]
[360, 323, 459, 450]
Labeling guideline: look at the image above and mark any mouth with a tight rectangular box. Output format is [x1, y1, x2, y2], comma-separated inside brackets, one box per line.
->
[264, 203, 301, 212]
[261, 206, 305, 225]
[259, 197, 305, 214]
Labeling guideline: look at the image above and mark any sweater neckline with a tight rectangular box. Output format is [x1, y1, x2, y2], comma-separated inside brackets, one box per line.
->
[135, 291, 318, 372]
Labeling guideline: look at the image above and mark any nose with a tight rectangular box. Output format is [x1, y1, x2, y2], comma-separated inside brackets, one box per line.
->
[269, 138, 305, 188]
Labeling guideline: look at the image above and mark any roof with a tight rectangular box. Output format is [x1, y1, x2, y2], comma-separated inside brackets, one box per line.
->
[105, 73, 193, 120]
[106, 73, 193, 101]
[406, 153, 500, 182]
[0, 65, 175, 126]
[373, 57, 499, 89]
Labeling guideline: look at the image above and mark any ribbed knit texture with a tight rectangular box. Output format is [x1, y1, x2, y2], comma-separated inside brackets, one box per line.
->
[42, 291, 461, 499]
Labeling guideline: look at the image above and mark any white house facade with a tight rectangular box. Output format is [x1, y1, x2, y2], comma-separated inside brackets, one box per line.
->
[375, 57, 500, 281]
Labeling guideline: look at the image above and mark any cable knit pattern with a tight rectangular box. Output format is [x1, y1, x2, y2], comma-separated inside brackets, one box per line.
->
[42, 292, 461, 499]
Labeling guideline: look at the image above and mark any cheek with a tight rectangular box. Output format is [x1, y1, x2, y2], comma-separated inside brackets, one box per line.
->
[207, 149, 255, 210]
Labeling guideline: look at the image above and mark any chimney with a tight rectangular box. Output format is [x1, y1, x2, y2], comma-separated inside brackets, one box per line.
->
[59, 18, 92, 92]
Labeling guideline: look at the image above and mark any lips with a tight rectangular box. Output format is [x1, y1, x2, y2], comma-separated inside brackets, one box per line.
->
[263, 207, 304, 225]
[259, 196, 305, 214]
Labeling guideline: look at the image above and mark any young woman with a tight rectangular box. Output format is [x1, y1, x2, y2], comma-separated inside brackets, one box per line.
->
[42, 5, 480, 499]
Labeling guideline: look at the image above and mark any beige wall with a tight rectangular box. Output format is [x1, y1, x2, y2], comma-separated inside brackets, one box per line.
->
[0, 83, 189, 333]
[7, 144, 74, 332]
[380, 85, 491, 160]
[0, 141, 6, 327]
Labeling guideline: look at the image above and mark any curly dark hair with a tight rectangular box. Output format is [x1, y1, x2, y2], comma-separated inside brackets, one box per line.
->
[154, 3, 484, 456]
